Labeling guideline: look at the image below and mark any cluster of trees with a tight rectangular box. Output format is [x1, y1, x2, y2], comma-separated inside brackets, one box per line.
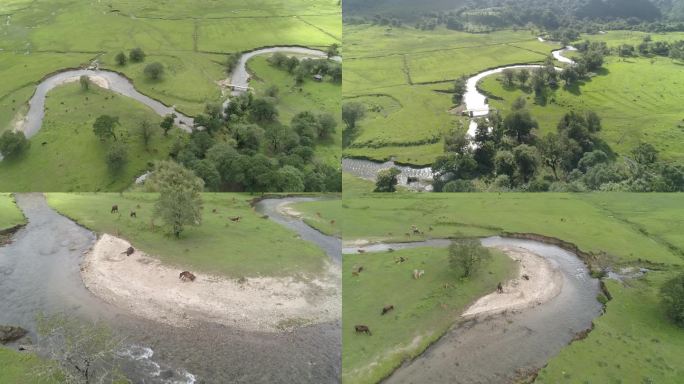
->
[432, 101, 684, 192]
[166, 93, 340, 193]
[661, 272, 684, 328]
[268, 51, 341, 84]
[341, 102, 366, 147]
[600, 35, 684, 59]
[113, 47, 164, 80]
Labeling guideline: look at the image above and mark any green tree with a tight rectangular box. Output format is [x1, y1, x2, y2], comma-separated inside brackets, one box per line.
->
[139, 120, 154, 150]
[513, 144, 539, 184]
[661, 273, 684, 327]
[144, 62, 164, 80]
[129, 47, 146, 62]
[452, 76, 468, 104]
[277, 165, 305, 192]
[502, 68, 515, 87]
[150, 161, 204, 238]
[317, 112, 337, 140]
[327, 43, 340, 58]
[374, 167, 402, 192]
[516, 68, 530, 87]
[495, 150, 516, 178]
[115, 52, 127, 66]
[234, 124, 265, 153]
[503, 110, 538, 144]
[449, 239, 490, 278]
[105, 142, 128, 173]
[249, 98, 278, 123]
[93, 115, 119, 141]
[632, 142, 659, 165]
[160, 114, 175, 136]
[342, 102, 366, 131]
[0, 130, 30, 159]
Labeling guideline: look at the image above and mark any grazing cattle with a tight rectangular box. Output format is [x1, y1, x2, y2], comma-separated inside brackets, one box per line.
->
[358, 249, 366, 254]
[388, 248, 395, 253]
[522, 274, 530, 281]
[381, 305, 394, 315]
[41, 141, 48, 146]
[229, 216, 242, 222]
[212, 208, 218, 213]
[497, 282, 504, 293]
[352, 266, 364, 276]
[395, 256, 406, 263]
[111, 205, 119, 214]
[355, 325, 371, 335]
[261, 215, 269, 219]
[413, 269, 425, 280]
[330, 220, 336, 225]
[122, 247, 135, 256]
[130, 211, 137, 218]
[179, 271, 196, 282]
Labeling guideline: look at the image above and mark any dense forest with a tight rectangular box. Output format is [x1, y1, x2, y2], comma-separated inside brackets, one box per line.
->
[344, 0, 684, 31]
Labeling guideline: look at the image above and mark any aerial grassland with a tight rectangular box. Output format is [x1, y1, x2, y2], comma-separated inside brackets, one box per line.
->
[290, 198, 342, 237]
[0, 84, 182, 192]
[339, 192, 684, 383]
[47, 193, 328, 278]
[343, 25, 556, 164]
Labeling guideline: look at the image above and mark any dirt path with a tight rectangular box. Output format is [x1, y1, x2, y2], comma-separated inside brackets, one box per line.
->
[81, 234, 341, 333]
[462, 246, 563, 317]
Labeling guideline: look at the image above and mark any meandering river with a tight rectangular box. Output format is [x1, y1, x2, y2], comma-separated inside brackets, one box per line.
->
[0, 193, 340, 383]
[344, 236, 602, 383]
[343, 40, 577, 188]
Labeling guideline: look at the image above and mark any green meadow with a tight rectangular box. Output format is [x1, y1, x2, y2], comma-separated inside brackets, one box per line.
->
[290, 198, 342, 237]
[46, 193, 329, 278]
[0, 84, 182, 192]
[343, 25, 557, 164]
[0, 193, 25, 230]
[247, 55, 341, 167]
[480, 55, 684, 163]
[0, 348, 59, 384]
[339, 191, 684, 383]
[0, 0, 341, 189]
[342, 247, 515, 384]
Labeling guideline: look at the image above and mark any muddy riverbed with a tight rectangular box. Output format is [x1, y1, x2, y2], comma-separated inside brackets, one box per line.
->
[0, 194, 340, 383]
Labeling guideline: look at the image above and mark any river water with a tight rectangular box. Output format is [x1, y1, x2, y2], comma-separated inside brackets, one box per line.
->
[0, 193, 341, 383]
[344, 236, 602, 383]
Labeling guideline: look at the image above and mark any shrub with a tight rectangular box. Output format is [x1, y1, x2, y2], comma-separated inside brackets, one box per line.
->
[661, 273, 684, 328]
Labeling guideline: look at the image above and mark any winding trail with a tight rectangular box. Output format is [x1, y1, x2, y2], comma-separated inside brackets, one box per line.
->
[343, 236, 602, 383]
[343, 39, 577, 188]
[0, 193, 341, 383]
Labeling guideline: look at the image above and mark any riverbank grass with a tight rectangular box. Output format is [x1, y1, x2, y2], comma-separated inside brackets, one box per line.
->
[0, 348, 59, 384]
[0, 194, 25, 231]
[536, 273, 684, 383]
[0, 83, 182, 192]
[342, 246, 516, 384]
[46, 193, 328, 278]
[290, 198, 342, 237]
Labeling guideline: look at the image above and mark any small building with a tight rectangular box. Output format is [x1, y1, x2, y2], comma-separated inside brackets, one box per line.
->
[313, 74, 323, 82]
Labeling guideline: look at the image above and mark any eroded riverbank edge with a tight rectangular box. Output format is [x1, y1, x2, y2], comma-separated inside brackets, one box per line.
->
[345, 233, 609, 384]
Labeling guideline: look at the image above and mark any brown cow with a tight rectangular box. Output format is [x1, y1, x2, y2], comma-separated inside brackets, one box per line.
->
[381, 305, 394, 315]
[497, 282, 504, 293]
[355, 325, 371, 335]
[522, 274, 530, 281]
[122, 246, 135, 256]
[394, 256, 406, 263]
[358, 249, 366, 254]
[111, 205, 119, 214]
[130, 211, 137, 218]
[229, 216, 242, 222]
[351, 266, 364, 276]
[330, 220, 336, 226]
[179, 271, 196, 282]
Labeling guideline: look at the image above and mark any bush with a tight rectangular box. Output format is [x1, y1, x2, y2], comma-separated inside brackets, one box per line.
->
[115, 52, 127, 66]
[105, 142, 128, 173]
[129, 47, 146, 63]
[449, 239, 491, 278]
[526, 179, 550, 192]
[374, 167, 401, 192]
[144, 62, 164, 80]
[0, 130, 30, 159]
[442, 179, 476, 192]
[661, 273, 684, 328]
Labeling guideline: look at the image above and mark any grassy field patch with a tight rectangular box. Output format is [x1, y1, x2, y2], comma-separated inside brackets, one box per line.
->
[342, 246, 516, 384]
[47, 193, 328, 278]
[0, 193, 25, 231]
[0, 84, 182, 192]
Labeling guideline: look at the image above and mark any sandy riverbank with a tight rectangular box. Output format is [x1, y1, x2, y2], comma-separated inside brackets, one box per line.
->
[462, 245, 563, 317]
[81, 234, 340, 332]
